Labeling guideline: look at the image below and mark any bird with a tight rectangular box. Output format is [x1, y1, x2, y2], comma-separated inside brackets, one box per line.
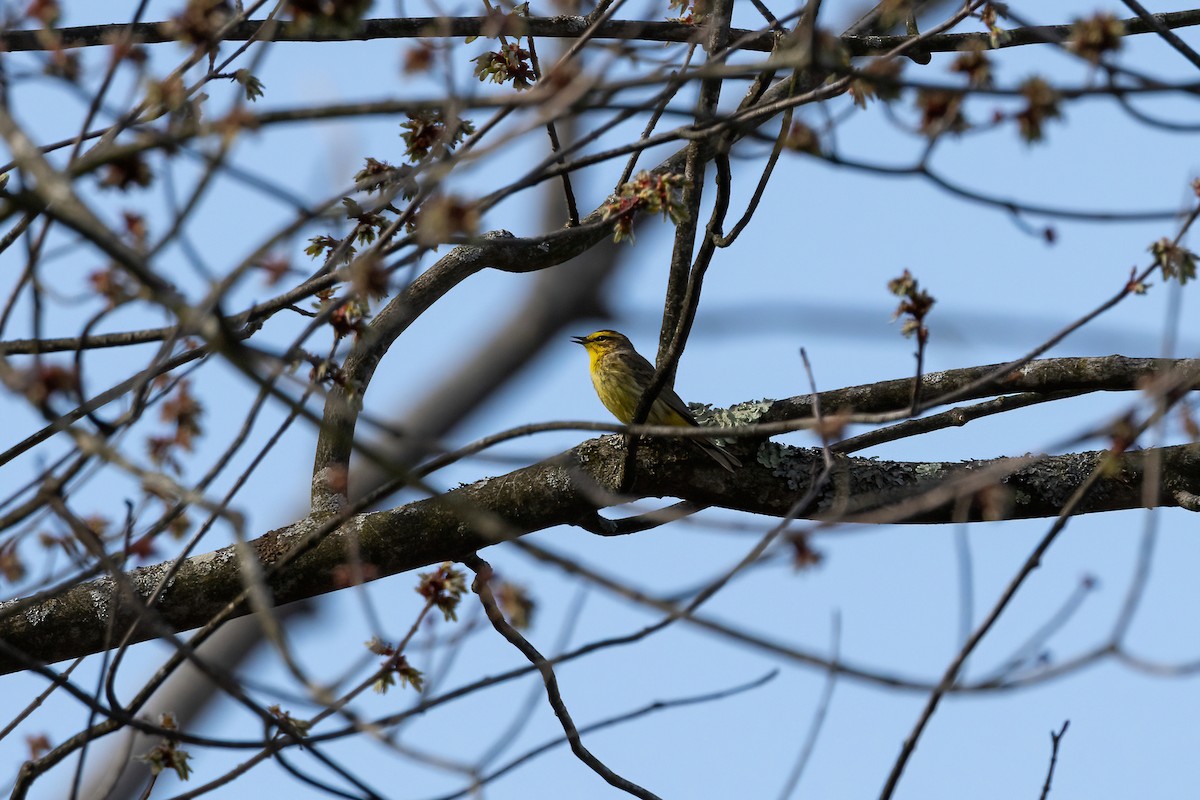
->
[571, 329, 741, 472]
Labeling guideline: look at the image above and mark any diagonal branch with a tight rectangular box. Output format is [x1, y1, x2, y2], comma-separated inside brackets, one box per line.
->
[466, 555, 661, 800]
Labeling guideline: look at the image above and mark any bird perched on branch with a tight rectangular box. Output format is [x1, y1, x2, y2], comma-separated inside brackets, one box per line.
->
[571, 330, 741, 472]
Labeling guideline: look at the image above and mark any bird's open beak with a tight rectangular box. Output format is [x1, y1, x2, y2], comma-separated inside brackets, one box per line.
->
[570, 335, 587, 345]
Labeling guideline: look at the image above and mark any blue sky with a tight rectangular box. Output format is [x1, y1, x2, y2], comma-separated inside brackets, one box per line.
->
[1, 1, 1199, 798]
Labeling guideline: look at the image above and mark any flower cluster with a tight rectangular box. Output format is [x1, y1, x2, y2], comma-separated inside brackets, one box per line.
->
[602, 171, 689, 243]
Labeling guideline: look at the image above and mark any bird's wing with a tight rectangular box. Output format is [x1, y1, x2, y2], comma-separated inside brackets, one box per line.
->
[628, 349, 700, 426]
[662, 388, 700, 426]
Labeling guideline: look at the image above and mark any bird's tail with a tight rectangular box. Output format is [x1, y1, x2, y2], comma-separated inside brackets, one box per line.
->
[694, 438, 741, 473]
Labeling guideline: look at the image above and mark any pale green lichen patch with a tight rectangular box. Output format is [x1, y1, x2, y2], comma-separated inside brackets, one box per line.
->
[131, 562, 174, 594]
[1020, 452, 1086, 509]
[19, 597, 56, 627]
[915, 462, 945, 479]
[757, 441, 816, 490]
[542, 465, 574, 494]
[691, 398, 774, 428]
[756, 441, 786, 469]
[88, 578, 115, 622]
[848, 459, 914, 494]
[693, 399, 776, 449]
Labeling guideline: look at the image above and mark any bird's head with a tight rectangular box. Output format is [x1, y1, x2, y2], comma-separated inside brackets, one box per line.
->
[571, 330, 633, 356]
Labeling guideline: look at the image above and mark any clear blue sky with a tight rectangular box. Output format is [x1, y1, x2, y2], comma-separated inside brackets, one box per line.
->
[2, 2, 1199, 799]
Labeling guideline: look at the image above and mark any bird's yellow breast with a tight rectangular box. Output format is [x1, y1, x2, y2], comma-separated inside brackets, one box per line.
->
[589, 350, 690, 427]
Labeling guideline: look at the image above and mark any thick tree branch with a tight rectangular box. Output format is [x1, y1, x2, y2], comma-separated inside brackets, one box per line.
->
[309, 219, 618, 514]
[760, 355, 1200, 424]
[4, 11, 1200, 57]
[3, 427, 1197, 676]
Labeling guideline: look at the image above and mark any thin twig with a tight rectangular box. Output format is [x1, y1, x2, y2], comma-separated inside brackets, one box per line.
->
[877, 465, 1108, 800]
[1039, 721, 1071, 800]
[777, 613, 841, 799]
[524, 34, 580, 226]
[464, 554, 662, 800]
[429, 671, 777, 800]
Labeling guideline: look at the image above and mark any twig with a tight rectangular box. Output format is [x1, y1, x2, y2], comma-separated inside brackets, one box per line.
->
[832, 391, 1085, 454]
[464, 554, 662, 800]
[777, 613, 841, 799]
[877, 465, 1108, 800]
[429, 670, 777, 800]
[973, 576, 1097, 685]
[472, 587, 590, 770]
[576, 500, 704, 536]
[619, 0, 735, 490]
[1039, 721, 1071, 800]
[1120, 1, 1200, 71]
[524, 34, 580, 226]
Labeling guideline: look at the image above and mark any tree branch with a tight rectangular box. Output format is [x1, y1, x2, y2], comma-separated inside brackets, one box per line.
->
[5, 11, 1200, 57]
[2, 426, 1197, 675]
